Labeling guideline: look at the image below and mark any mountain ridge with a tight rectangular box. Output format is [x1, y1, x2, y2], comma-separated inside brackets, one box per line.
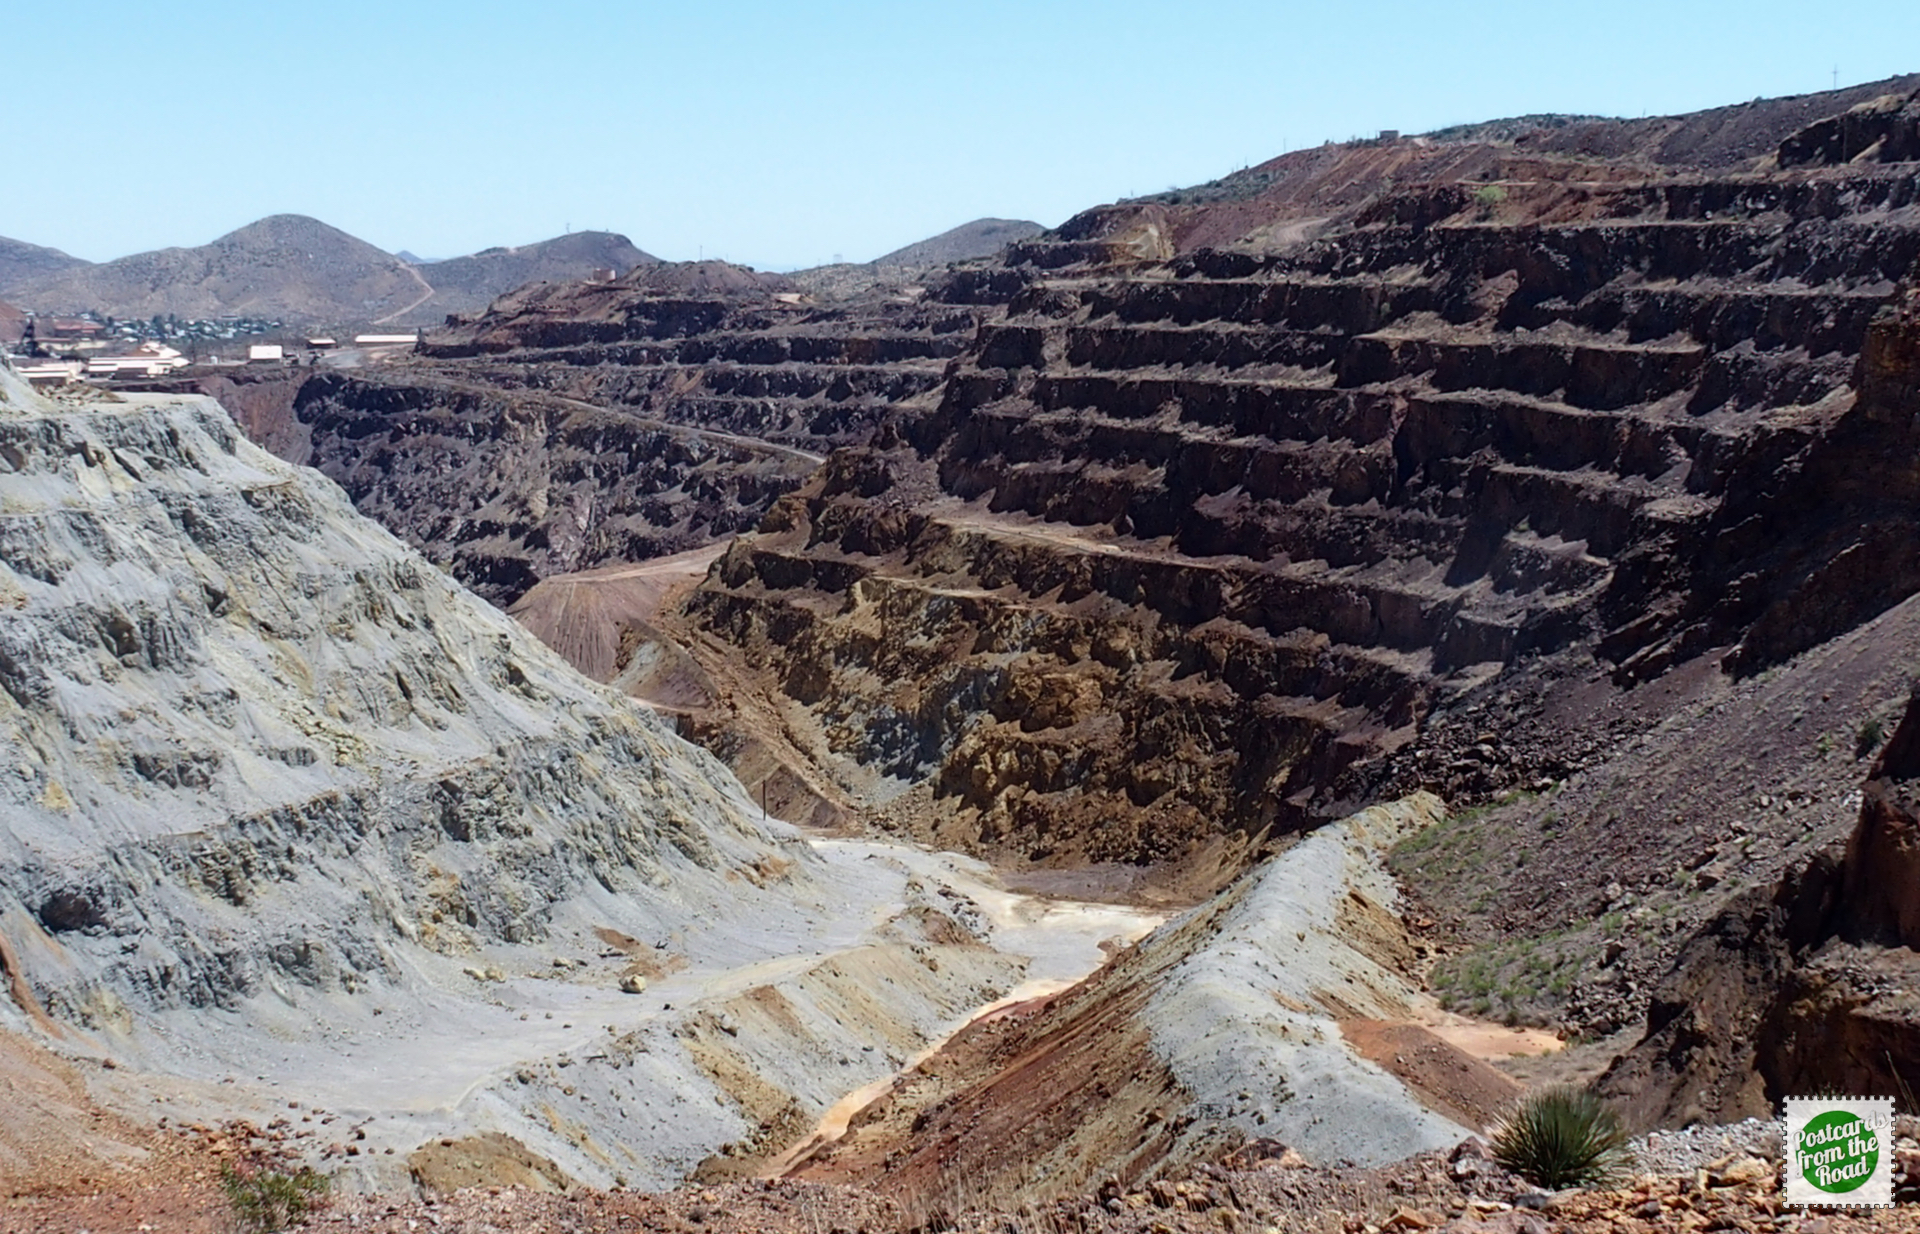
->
[0, 215, 1045, 325]
[871, 217, 1045, 267]
[0, 217, 658, 325]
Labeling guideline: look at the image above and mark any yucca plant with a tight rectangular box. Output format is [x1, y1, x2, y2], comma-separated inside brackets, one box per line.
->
[1492, 1086, 1631, 1190]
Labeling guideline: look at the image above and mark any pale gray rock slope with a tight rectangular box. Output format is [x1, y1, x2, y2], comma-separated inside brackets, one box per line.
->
[0, 367, 802, 1023]
[1142, 793, 1471, 1165]
[0, 358, 1150, 1191]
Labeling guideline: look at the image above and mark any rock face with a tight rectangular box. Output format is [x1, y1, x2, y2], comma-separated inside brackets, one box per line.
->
[678, 151, 1920, 873]
[1839, 686, 1920, 946]
[0, 359, 1112, 1194]
[284, 370, 822, 604]
[1778, 88, 1920, 169]
[1598, 686, 1920, 1130]
[0, 364, 798, 1026]
[784, 795, 1494, 1207]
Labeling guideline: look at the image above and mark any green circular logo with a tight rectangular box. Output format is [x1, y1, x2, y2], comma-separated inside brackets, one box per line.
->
[1799, 1109, 1879, 1194]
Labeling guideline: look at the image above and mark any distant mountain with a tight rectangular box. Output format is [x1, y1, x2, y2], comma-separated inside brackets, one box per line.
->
[407, 231, 657, 322]
[0, 219, 660, 326]
[0, 215, 423, 322]
[0, 299, 23, 342]
[786, 217, 1046, 301]
[0, 236, 90, 298]
[872, 217, 1043, 266]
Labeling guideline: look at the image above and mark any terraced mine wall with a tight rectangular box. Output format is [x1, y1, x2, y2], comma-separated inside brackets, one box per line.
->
[187, 103, 1920, 904]
[183, 265, 985, 607]
[413, 259, 976, 455]
[285, 371, 821, 604]
[0, 379, 805, 1026]
[683, 158, 1920, 873]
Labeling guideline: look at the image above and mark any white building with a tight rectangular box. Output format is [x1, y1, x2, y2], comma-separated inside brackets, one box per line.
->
[86, 342, 190, 379]
[15, 360, 83, 385]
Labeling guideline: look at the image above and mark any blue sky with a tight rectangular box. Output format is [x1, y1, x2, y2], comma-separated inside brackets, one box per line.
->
[9, 1, 1917, 270]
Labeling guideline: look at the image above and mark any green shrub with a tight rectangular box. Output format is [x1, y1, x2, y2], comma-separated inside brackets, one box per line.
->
[1858, 718, 1886, 759]
[1492, 1087, 1630, 1190]
[221, 1165, 329, 1234]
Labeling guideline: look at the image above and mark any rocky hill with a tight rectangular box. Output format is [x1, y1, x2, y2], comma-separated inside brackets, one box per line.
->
[0, 235, 88, 293]
[785, 218, 1046, 302]
[0, 214, 423, 321]
[0, 218, 658, 325]
[404, 230, 658, 322]
[872, 218, 1045, 267]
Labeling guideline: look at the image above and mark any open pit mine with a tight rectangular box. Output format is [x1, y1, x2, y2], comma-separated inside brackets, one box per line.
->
[8, 77, 1920, 1234]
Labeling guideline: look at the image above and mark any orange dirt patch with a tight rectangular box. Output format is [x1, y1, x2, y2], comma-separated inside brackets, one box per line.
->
[507, 545, 727, 686]
[1421, 1015, 1564, 1062]
[1338, 1020, 1523, 1135]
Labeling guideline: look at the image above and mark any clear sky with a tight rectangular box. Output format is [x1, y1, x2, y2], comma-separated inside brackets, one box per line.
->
[8, 1, 1917, 270]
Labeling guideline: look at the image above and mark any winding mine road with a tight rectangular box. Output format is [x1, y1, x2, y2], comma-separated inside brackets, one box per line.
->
[547, 394, 827, 466]
[372, 262, 438, 326]
[419, 374, 828, 467]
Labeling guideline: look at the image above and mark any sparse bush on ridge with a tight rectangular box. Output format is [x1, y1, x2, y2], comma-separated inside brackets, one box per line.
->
[221, 1164, 329, 1234]
[1492, 1086, 1630, 1190]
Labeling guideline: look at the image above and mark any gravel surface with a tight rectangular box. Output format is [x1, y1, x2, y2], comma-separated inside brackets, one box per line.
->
[1632, 1117, 1782, 1174]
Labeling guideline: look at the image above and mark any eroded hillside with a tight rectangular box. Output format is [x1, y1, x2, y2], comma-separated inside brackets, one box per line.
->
[670, 105, 1920, 882]
[12, 75, 1920, 1234]
[0, 359, 1175, 1206]
[115, 75, 1920, 1152]
[213, 85, 1920, 943]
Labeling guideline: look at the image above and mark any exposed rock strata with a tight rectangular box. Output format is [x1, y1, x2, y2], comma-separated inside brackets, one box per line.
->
[781, 795, 1493, 1207]
[179, 261, 982, 607]
[1599, 684, 1920, 1128]
[677, 155, 1920, 874]
[285, 370, 819, 604]
[0, 361, 1125, 1193]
